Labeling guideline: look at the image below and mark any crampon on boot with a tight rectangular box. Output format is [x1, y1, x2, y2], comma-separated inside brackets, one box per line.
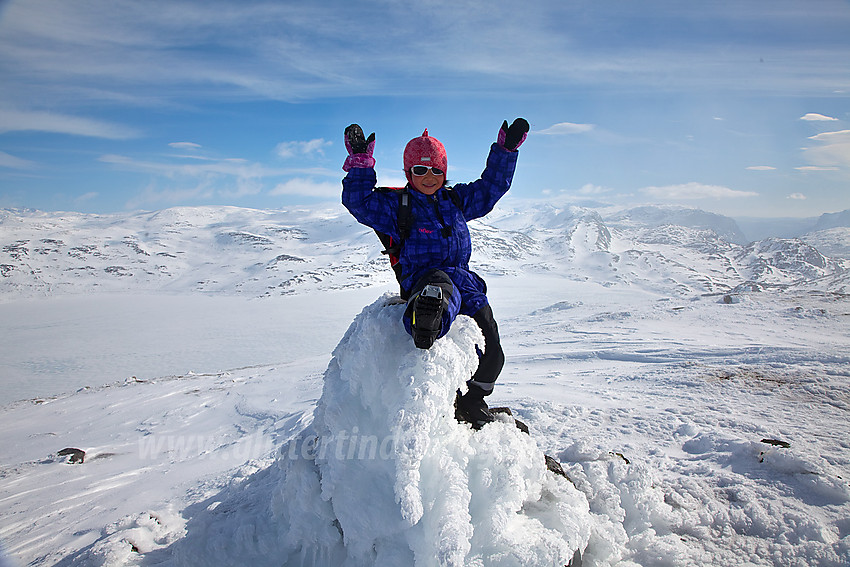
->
[410, 284, 446, 349]
[455, 387, 496, 430]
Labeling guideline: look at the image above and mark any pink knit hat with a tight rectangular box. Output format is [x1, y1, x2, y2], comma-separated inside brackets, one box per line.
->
[403, 129, 447, 183]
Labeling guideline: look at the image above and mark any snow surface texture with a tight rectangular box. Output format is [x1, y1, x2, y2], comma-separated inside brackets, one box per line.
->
[1, 202, 850, 566]
[146, 297, 589, 567]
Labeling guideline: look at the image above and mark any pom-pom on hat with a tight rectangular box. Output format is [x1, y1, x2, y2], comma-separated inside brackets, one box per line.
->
[403, 129, 447, 183]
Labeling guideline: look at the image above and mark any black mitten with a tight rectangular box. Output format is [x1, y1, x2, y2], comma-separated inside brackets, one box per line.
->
[343, 124, 376, 171]
[498, 118, 529, 151]
[345, 124, 375, 155]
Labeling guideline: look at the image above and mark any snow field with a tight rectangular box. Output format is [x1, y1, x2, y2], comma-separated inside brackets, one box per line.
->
[479, 276, 850, 565]
[0, 282, 845, 566]
[0, 360, 322, 567]
[0, 289, 379, 405]
[1, 200, 849, 566]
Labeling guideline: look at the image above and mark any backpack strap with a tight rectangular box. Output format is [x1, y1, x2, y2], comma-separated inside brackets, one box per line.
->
[444, 186, 462, 210]
[397, 187, 413, 241]
[373, 185, 460, 296]
[373, 186, 412, 259]
[372, 187, 412, 290]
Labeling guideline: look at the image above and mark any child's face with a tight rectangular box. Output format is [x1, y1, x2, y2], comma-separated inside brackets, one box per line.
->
[410, 168, 445, 195]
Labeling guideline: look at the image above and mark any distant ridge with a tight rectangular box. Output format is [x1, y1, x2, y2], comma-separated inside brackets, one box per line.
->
[1, 203, 847, 300]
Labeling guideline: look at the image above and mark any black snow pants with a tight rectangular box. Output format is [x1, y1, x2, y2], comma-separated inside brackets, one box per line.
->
[405, 270, 504, 395]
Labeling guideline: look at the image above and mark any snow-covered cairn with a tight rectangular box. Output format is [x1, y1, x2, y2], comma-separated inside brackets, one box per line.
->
[177, 296, 590, 566]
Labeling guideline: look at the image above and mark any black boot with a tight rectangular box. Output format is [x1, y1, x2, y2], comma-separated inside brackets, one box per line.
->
[455, 384, 495, 429]
[410, 284, 446, 349]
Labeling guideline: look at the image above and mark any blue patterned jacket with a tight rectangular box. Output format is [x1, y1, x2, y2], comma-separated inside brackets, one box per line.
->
[343, 143, 518, 313]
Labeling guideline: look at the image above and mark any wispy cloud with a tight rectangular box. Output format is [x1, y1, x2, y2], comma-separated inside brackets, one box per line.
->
[0, 108, 139, 139]
[788, 193, 806, 200]
[123, 165, 272, 208]
[0, 150, 36, 169]
[3, 1, 850, 215]
[169, 142, 202, 150]
[808, 130, 850, 143]
[100, 148, 338, 179]
[535, 122, 595, 135]
[75, 191, 99, 203]
[4, 0, 847, 112]
[275, 139, 332, 159]
[101, 149, 339, 207]
[802, 130, 850, 169]
[269, 178, 339, 198]
[641, 182, 758, 200]
[125, 181, 215, 210]
[795, 165, 840, 172]
[746, 166, 776, 171]
[100, 154, 261, 177]
[577, 183, 611, 195]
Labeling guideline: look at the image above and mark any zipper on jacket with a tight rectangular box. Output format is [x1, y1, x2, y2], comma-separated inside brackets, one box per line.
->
[429, 194, 452, 238]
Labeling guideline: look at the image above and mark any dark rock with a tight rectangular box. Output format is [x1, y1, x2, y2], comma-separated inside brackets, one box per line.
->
[490, 406, 530, 434]
[58, 447, 85, 464]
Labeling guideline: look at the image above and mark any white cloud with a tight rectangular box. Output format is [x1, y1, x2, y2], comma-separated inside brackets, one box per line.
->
[103, 153, 339, 207]
[169, 142, 202, 150]
[800, 113, 838, 121]
[641, 182, 758, 200]
[222, 178, 263, 199]
[269, 178, 339, 198]
[0, 150, 35, 169]
[100, 153, 338, 181]
[126, 181, 215, 210]
[100, 154, 269, 178]
[75, 192, 99, 203]
[275, 139, 333, 159]
[802, 129, 850, 169]
[577, 183, 611, 195]
[746, 166, 776, 171]
[788, 193, 807, 200]
[3, 0, 850, 112]
[795, 165, 840, 172]
[808, 130, 850, 143]
[0, 109, 139, 139]
[535, 122, 595, 135]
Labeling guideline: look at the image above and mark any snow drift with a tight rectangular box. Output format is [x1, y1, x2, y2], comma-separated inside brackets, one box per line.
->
[161, 296, 590, 566]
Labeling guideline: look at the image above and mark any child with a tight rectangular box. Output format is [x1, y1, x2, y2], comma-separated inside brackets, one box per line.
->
[341, 118, 529, 428]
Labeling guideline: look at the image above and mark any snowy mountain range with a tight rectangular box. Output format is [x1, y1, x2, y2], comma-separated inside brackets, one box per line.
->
[2, 203, 848, 301]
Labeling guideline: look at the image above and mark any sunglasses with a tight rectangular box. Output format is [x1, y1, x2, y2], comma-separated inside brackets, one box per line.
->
[410, 165, 444, 176]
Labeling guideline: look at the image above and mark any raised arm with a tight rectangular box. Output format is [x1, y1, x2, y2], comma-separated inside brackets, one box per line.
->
[341, 124, 398, 237]
[452, 118, 528, 220]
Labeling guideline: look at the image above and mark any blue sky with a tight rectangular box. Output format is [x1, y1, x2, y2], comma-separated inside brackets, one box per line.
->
[1, 0, 849, 218]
